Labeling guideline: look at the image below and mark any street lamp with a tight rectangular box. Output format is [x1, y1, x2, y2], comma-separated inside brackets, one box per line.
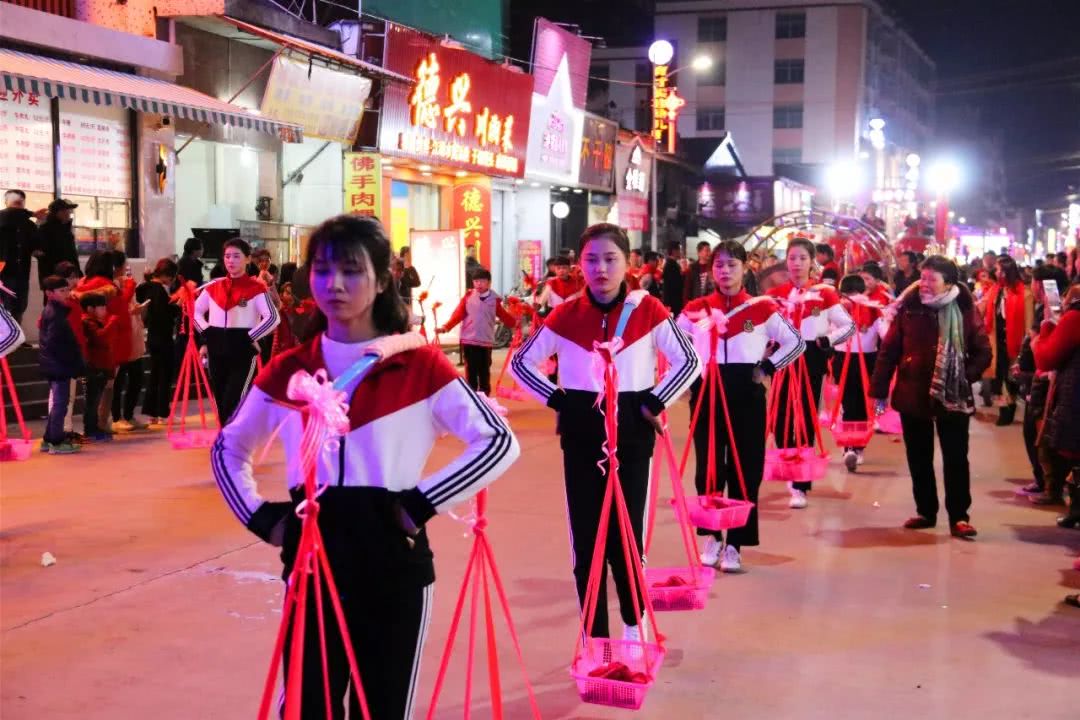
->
[927, 160, 961, 245]
[825, 161, 865, 202]
[691, 55, 713, 72]
[647, 40, 674, 66]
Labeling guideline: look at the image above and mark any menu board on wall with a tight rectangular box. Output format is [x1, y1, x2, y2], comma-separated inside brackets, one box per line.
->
[59, 100, 131, 199]
[0, 89, 54, 193]
[410, 229, 465, 343]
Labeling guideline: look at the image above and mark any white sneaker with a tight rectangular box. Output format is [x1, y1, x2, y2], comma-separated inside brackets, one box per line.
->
[719, 545, 742, 573]
[789, 489, 808, 509]
[844, 449, 858, 472]
[855, 448, 865, 466]
[111, 419, 134, 432]
[699, 537, 722, 567]
[622, 624, 645, 660]
[622, 624, 643, 643]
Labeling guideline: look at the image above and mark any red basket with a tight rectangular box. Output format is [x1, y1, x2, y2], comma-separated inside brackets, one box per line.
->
[829, 421, 875, 447]
[571, 637, 665, 710]
[764, 447, 829, 482]
[645, 566, 716, 612]
[168, 428, 218, 450]
[687, 495, 753, 531]
[0, 439, 32, 462]
[877, 409, 902, 434]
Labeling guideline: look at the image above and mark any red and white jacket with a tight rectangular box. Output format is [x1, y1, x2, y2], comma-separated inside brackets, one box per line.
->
[193, 275, 279, 341]
[0, 304, 24, 359]
[766, 281, 855, 346]
[212, 335, 519, 541]
[441, 290, 517, 347]
[537, 276, 584, 311]
[678, 291, 804, 372]
[836, 295, 889, 353]
[510, 287, 700, 415]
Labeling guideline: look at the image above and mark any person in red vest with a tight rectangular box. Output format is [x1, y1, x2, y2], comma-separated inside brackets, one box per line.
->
[982, 255, 1033, 426]
[193, 238, 279, 423]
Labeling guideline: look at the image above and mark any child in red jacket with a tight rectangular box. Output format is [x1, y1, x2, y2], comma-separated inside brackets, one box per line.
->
[438, 268, 517, 395]
[81, 294, 117, 441]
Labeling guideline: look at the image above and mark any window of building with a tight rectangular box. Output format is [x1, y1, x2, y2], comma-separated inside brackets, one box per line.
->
[697, 59, 725, 86]
[774, 59, 805, 84]
[588, 63, 609, 100]
[697, 107, 725, 131]
[773, 147, 802, 164]
[773, 104, 804, 129]
[776, 12, 807, 39]
[698, 16, 727, 42]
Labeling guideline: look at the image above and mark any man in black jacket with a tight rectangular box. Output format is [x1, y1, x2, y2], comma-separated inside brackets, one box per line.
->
[36, 199, 79, 294]
[662, 240, 687, 316]
[0, 189, 39, 324]
[683, 240, 714, 304]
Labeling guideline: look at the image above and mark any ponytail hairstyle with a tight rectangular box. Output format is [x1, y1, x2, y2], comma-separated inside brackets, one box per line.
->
[303, 215, 409, 335]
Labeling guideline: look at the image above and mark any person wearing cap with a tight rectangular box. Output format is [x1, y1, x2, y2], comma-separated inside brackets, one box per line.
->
[36, 199, 79, 293]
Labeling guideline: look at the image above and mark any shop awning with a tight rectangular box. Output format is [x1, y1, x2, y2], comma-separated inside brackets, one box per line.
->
[0, 48, 304, 141]
[218, 16, 414, 85]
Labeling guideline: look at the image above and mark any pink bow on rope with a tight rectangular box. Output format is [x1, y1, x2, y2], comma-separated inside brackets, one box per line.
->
[590, 337, 625, 409]
[286, 369, 350, 506]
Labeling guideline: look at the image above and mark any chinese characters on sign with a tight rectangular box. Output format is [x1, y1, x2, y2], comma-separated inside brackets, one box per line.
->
[615, 138, 651, 231]
[343, 153, 383, 218]
[518, 239, 543, 286]
[0, 89, 54, 194]
[451, 178, 492, 269]
[380, 24, 533, 178]
[59, 102, 131, 199]
[578, 115, 616, 190]
[261, 55, 372, 145]
[651, 64, 685, 154]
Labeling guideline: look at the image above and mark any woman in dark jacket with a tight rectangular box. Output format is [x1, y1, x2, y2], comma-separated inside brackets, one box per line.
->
[870, 256, 991, 539]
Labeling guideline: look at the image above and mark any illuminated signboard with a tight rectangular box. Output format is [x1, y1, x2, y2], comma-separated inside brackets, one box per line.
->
[615, 136, 651, 231]
[578, 114, 616, 191]
[525, 53, 582, 183]
[651, 64, 685, 153]
[343, 152, 383, 218]
[380, 24, 534, 178]
[451, 178, 492, 269]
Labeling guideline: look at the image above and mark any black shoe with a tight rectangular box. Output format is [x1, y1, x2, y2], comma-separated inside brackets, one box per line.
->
[1057, 515, 1080, 530]
[1065, 594, 1080, 609]
[995, 404, 1017, 426]
[1029, 494, 1065, 506]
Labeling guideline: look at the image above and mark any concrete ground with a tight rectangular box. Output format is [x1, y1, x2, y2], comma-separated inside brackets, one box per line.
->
[1, 382, 1077, 719]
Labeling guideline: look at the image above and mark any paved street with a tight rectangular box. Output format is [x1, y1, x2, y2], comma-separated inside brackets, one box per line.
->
[1, 384, 1077, 719]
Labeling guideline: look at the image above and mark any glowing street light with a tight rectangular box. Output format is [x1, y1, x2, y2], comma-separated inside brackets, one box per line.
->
[926, 160, 961, 195]
[691, 55, 713, 71]
[825, 161, 865, 200]
[648, 40, 674, 66]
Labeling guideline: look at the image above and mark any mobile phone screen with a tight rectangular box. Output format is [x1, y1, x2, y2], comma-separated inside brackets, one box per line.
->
[1043, 279, 1061, 315]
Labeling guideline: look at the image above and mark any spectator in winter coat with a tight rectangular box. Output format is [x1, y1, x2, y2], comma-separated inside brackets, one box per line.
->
[982, 256, 1034, 426]
[35, 199, 79, 293]
[683, 240, 715, 304]
[893, 251, 920, 296]
[38, 276, 85, 454]
[138, 259, 180, 425]
[870, 256, 991, 539]
[0, 189, 38, 324]
[80, 294, 117, 441]
[662, 241, 687, 316]
[177, 237, 206, 286]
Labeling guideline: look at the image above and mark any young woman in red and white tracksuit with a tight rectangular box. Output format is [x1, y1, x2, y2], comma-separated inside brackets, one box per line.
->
[833, 273, 890, 471]
[510, 223, 700, 642]
[212, 216, 519, 719]
[193, 238, 280, 424]
[678, 240, 804, 573]
[766, 237, 855, 508]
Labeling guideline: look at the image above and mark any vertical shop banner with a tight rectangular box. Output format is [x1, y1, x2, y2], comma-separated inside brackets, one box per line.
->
[518, 239, 543, 287]
[615, 137, 651, 231]
[343, 152, 383, 218]
[452, 178, 493, 269]
[0, 88, 53, 193]
[410, 229, 465, 342]
[59, 102, 131, 199]
[261, 55, 372, 145]
[531, 18, 592, 109]
[578, 114, 617, 191]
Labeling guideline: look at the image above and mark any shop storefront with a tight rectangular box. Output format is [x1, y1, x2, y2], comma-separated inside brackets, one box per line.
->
[375, 22, 534, 310]
[614, 132, 654, 249]
[0, 46, 298, 262]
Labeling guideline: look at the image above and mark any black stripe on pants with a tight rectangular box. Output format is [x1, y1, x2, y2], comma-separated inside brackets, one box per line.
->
[282, 582, 432, 720]
[689, 371, 767, 548]
[774, 343, 829, 491]
[830, 352, 876, 424]
[899, 410, 972, 524]
[562, 444, 650, 639]
[462, 343, 493, 395]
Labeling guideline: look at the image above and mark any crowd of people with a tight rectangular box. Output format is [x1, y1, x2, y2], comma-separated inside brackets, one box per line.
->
[3, 192, 1079, 714]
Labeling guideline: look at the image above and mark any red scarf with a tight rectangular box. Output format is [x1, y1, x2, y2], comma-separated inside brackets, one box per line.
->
[204, 274, 267, 311]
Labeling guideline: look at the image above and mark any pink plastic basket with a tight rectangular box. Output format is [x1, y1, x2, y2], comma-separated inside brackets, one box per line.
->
[687, 495, 754, 531]
[495, 386, 527, 402]
[571, 637, 665, 710]
[645, 566, 716, 612]
[822, 379, 840, 408]
[876, 409, 902, 434]
[168, 428, 218, 450]
[829, 421, 875, 447]
[764, 447, 829, 482]
[0, 439, 33, 462]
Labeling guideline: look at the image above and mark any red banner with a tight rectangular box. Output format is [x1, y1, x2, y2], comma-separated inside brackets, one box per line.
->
[451, 178, 493, 270]
[379, 24, 534, 178]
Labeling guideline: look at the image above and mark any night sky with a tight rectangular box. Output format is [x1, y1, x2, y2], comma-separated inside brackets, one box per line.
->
[508, 0, 1080, 212]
